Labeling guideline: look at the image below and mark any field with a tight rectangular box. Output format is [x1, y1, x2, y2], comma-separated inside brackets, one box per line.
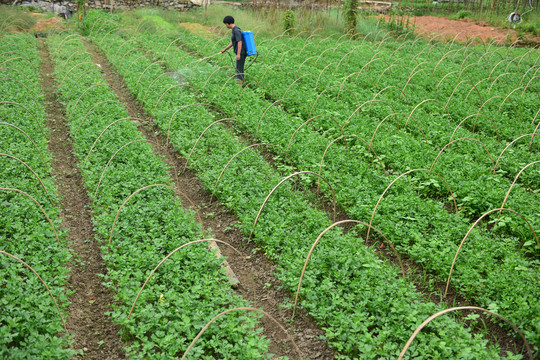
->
[0, 5, 539, 359]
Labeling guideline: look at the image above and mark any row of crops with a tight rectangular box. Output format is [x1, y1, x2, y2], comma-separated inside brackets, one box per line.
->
[78, 8, 537, 359]
[0, 33, 75, 358]
[0, 8, 537, 359]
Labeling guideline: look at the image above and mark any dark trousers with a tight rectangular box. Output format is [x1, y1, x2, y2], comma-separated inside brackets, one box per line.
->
[236, 55, 246, 81]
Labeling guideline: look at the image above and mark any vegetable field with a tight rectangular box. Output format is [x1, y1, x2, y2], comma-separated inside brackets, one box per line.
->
[1, 8, 538, 360]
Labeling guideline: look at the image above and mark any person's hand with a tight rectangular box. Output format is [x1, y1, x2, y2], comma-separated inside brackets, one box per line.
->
[236, 54, 241, 61]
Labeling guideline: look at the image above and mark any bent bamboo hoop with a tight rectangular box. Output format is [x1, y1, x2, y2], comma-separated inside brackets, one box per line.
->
[429, 137, 495, 175]
[445, 207, 539, 297]
[398, 306, 533, 360]
[166, 103, 225, 145]
[84, 117, 143, 165]
[318, 135, 388, 186]
[128, 238, 243, 318]
[255, 98, 308, 138]
[449, 113, 499, 143]
[494, 133, 540, 172]
[0, 250, 66, 331]
[249, 171, 337, 241]
[0, 122, 46, 167]
[286, 115, 344, 156]
[0, 154, 49, 196]
[292, 219, 406, 319]
[214, 143, 293, 192]
[183, 119, 250, 173]
[0, 188, 60, 246]
[152, 83, 200, 112]
[342, 100, 398, 131]
[498, 160, 540, 215]
[180, 307, 303, 360]
[365, 169, 458, 242]
[108, 184, 202, 247]
[94, 139, 155, 197]
[0, 101, 45, 139]
[74, 100, 122, 138]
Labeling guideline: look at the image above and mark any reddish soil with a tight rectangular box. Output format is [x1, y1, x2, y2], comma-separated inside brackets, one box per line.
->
[390, 15, 540, 45]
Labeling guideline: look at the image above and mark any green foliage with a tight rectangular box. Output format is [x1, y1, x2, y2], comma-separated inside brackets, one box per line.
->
[449, 10, 472, 20]
[282, 9, 295, 35]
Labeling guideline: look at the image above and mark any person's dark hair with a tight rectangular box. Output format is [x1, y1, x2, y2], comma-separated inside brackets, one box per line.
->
[223, 16, 234, 25]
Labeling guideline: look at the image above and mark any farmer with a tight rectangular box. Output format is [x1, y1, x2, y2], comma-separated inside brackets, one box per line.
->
[219, 16, 247, 85]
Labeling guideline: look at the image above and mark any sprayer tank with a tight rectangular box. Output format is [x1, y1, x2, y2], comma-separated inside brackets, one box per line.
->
[242, 31, 257, 56]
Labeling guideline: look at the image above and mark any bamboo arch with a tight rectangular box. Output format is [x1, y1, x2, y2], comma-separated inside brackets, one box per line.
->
[0, 101, 44, 139]
[397, 306, 534, 360]
[0, 76, 39, 111]
[365, 169, 458, 242]
[309, 84, 359, 115]
[255, 98, 309, 138]
[233, 81, 278, 118]
[292, 219, 406, 319]
[214, 143, 293, 192]
[0, 154, 49, 196]
[0, 122, 46, 166]
[286, 114, 344, 156]
[68, 83, 109, 119]
[342, 100, 398, 131]
[445, 207, 539, 297]
[373, 112, 428, 145]
[166, 103, 225, 145]
[405, 99, 447, 129]
[0, 187, 60, 246]
[183, 119, 250, 172]
[429, 137, 495, 174]
[0, 250, 66, 331]
[494, 133, 540, 172]
[108, 184, 202, 247]
[151, 83, 200, 112]
[449, 113, 499, 143]
[74, 100, 122, 138]
[282, 73, 317, 98]
[84, 117, 143, 165]
[318, 135, 388, 186]
[135, 60, 164, 87]
[128, 238, 242, 318]
[499, 160, 540, 213]
[180, 307, 303, 360]
[94, 139, 155, 197]
[249, 171, 337, 241]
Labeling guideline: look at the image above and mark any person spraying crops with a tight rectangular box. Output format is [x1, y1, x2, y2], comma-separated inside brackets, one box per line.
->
[219, 16, 247, 85]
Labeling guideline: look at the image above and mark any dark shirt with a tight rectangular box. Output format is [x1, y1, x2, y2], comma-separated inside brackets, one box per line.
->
[231, 25, 247, 57]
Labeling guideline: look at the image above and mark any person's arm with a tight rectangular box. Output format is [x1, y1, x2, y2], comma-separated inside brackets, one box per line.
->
[236, 41, 243, 60]
[220, 42, 232, 54]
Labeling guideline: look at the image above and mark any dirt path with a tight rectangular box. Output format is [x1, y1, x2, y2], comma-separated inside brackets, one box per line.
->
[406, 15, 539, 45]
[38, 38, 126, 360]
[82, 38, 336, 360]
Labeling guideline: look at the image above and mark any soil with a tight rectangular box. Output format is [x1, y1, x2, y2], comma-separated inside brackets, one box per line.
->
[33, 16, 63, 32]
[82, 39, 336, 359]
[38, 38, 126, 359]
[178, 22, 217, 39]
[390, 15, 540, 45]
